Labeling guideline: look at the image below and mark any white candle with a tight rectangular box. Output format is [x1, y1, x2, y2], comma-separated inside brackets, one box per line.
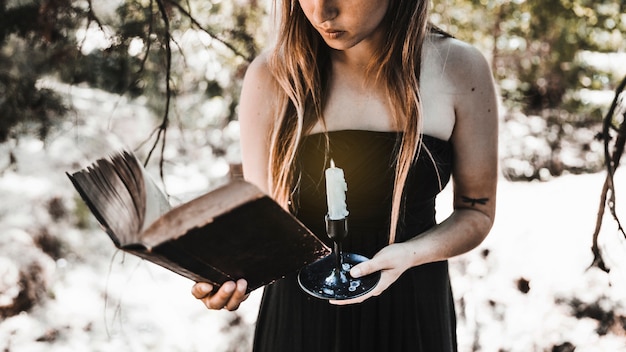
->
[325, 159, 349, 220]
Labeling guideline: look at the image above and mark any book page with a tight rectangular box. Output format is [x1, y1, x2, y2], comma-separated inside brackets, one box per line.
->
[67, 153, 144, 246]
[111, 151, 145, 227]
[106, 151, 171, 233]
[139, 166, 171, 232]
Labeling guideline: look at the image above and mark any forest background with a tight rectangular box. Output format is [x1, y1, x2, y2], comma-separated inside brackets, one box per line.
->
[0, 0, 625, 351]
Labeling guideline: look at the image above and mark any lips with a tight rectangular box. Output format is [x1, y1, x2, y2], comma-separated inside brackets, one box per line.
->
[320, 28, 345, 39]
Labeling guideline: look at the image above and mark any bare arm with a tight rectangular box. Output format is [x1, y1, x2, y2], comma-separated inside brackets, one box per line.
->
[192, 53, 278, 310]
[333, 40, 499, 304]
[238, 53, 277, 194]
[405, 40, 498, 265]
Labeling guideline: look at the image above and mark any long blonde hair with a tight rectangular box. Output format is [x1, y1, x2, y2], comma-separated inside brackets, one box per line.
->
[267, 0, 431, 244]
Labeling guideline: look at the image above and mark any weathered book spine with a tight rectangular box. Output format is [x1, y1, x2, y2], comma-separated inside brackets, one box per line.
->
[123, 243, 234, 288]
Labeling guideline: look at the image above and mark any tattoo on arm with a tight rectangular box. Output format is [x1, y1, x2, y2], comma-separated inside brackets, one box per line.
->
[461, 196, 490, 206]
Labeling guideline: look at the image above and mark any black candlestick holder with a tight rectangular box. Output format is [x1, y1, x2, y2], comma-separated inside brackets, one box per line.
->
[298, 216, 380, 300]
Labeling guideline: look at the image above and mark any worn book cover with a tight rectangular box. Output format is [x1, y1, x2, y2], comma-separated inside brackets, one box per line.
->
[67, 150, 330, 292]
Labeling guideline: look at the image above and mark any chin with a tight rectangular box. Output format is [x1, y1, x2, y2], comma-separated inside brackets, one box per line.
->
[322, 39, 358, 52]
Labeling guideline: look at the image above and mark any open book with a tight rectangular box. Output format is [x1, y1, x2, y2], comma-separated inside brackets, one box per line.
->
[66, 150, 330, 293]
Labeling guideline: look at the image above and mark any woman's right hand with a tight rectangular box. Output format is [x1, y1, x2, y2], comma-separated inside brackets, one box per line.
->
[191, 279, 249, 311]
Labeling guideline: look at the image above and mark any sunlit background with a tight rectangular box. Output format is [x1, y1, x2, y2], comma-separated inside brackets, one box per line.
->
[1, 1, 625, 351]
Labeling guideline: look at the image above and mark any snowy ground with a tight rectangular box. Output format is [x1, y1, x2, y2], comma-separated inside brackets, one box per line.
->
[447, 172, 626, 351]
[1, 85, 625, 351]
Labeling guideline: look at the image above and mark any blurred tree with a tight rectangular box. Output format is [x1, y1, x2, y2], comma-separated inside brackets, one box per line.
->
[0, 0, 265, 152]
[1, 0, 624, 177]
[432, 0, 626, 180]
[431, 0, 625, 114]
[0, 0, 79, 142]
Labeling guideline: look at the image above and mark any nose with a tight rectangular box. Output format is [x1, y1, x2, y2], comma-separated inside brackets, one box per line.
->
[309, 0, 338, 24]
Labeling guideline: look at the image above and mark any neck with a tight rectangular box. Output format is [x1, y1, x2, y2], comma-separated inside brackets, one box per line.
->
[330, 49, 371, 71]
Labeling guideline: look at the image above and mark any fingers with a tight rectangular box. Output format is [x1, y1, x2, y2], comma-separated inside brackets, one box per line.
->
[191, 282, 214, 299]
[350, 256, 385, 279]
[191, 279, 248, 311]
[329, 288, 375, 306]
[333, 245, 411, 306]
[225, 279, 248, 311]
[330, 272, 393, 306]
[349, 262, 368, 279]
[350, 243, 411, 279]
[210, 281, 237, 310]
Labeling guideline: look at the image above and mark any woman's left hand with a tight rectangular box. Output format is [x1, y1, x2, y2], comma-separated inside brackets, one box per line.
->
[329, 242, 414, 305]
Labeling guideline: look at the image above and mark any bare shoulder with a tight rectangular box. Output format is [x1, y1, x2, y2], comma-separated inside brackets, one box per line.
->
[241, 51, 277, 102]
[238, 51, 278, 192]
[239, 51, 278, 128]
[425, 34, 497, 120]
[421, 35, 496, 139]
[243, 50, 273, 84]
[427, 35, 494, 92]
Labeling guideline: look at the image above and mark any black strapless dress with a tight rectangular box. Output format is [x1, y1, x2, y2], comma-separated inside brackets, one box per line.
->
[253, 130, 456, 352]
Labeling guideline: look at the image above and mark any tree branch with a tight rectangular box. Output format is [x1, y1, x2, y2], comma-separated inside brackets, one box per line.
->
[590, 74, 626, 273]
[131, 0, 257, 194]
[142, 0, 172, 182]
[163, 0, 255, 63]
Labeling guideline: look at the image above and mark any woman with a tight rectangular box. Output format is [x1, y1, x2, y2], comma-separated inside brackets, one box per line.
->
[192, 0, 498, 350]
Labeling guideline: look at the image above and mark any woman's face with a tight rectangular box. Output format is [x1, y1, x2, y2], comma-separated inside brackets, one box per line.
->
[297, 0, 390, 52]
